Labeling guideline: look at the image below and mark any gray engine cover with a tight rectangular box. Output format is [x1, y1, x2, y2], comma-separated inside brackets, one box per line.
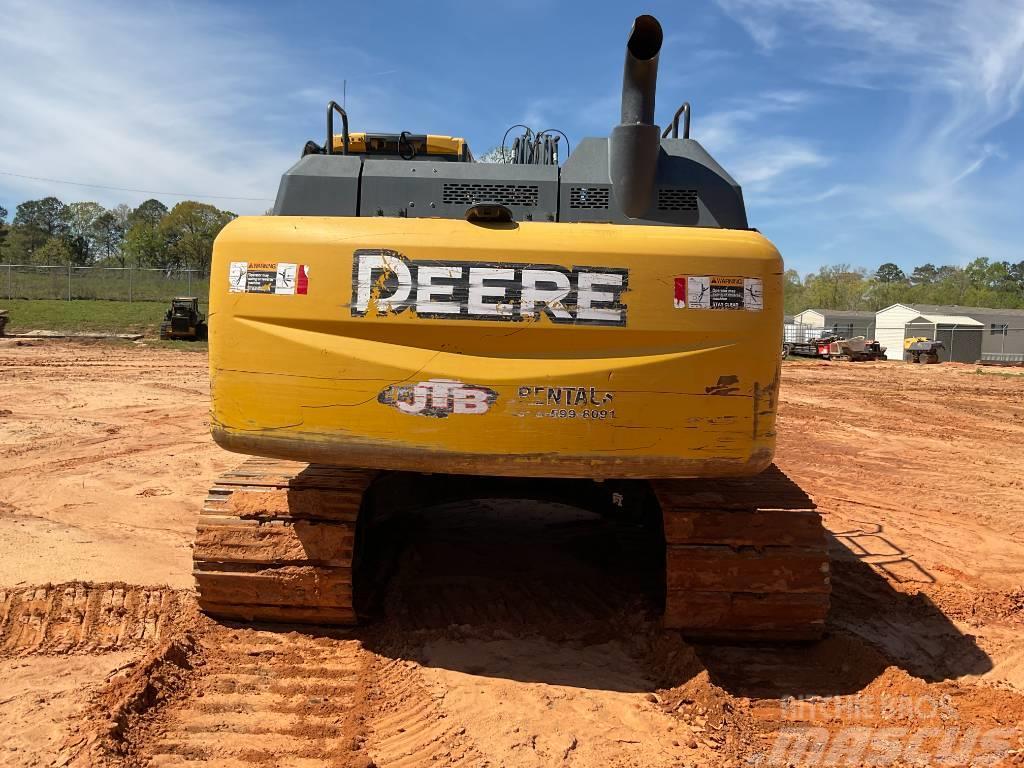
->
[273, 155, 361, 216]
[559, 137, 747, 228]
[359, 160, 558, 222]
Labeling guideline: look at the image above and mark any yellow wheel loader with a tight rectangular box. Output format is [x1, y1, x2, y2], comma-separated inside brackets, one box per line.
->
[194, 15, 830, 641]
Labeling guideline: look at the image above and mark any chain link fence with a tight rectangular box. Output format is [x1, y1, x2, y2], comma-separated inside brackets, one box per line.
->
[1, 264, 210, 303]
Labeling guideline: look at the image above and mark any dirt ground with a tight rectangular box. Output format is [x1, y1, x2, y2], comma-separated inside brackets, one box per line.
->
[1, 340, 1023, 767]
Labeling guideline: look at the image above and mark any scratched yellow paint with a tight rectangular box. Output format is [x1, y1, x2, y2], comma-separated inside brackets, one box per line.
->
[209, 216, 783, 479]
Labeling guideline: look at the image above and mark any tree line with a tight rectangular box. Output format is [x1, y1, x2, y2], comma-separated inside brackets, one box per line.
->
[785, 261, 1024, 314]
[0, 197, 236, 274]
[2, 196, 1022, 310]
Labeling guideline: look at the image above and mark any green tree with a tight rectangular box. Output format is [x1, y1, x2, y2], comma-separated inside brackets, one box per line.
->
[479, 146, 515, 163]
[123, 199, 170, 267]
[158, 201, 234, 273]
[65, 201, 106, 265]
[92, 210, 127, 265]
[910, 263, 938, 286]
[930, 266, 972, 305]
[1008, 261, 1024, 296]
[11, 197, 68, 260]
[129, 198, 169, 228]
[782, 269, 806, 315]
[0, 205, 8, 255]
[33, 236, 75, 266]
[124, 220, 166, 267]
[875, 263, 906, 283]
[801, 264, 869, 310]
[14, 197, 68, 236]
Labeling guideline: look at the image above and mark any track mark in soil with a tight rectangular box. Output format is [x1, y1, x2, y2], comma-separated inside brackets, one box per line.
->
[128, 622, 375, 768]
[367, 656, 485, 768]
[0, 582, 182, 657]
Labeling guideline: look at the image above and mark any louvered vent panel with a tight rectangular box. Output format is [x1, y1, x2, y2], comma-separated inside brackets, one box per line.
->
[569, 186, 610, 209]
[442, 183, 538, 207]
[657, 188, 699, 212]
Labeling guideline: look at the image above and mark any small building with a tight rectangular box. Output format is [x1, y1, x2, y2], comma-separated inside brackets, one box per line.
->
[876, 303, 1024, 363]
[792, 309, 876, 339]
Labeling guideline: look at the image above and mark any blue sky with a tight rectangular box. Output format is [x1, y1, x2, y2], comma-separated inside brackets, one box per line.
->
[1, 0, 1023, 276]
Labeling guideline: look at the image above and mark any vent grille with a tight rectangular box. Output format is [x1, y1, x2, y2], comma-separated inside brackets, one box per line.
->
[658, 188, 699, 212]
[442, 183, 538, 207]
[569, 186, 610, 209]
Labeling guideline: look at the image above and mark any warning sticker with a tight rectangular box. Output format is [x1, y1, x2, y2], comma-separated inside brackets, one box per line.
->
[674, 276, 762, 311]
[229, 262, 309, 295]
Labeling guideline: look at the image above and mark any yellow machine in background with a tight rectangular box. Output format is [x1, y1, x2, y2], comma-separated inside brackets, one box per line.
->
[194, 14, 830, 641]
[905, 336, 944, 363]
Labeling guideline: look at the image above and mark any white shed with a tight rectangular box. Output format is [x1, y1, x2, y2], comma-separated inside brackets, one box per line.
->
[875, 304, 926, 361]
[793, 309, 825, 327]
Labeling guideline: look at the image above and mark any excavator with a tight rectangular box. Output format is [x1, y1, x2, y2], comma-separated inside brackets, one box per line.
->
[194, 15, 830, 641]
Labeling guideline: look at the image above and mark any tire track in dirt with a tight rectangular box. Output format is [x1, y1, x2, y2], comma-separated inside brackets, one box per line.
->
[0, 583, 182, 657]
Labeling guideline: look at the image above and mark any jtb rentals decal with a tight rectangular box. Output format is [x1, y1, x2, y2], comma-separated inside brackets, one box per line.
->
[378, 379, 498, 417]
[229, 262, 309, 295]
[352, 249, 627, 326]
[516, 384, 616, 420]
[673, 275, 762, 311]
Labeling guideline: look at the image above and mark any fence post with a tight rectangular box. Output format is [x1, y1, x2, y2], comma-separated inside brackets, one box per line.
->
[188, 270, 192, 296]
[128, 267, 133, 303]
[67, 265, 72, 301]
[6, 265, 11, 301]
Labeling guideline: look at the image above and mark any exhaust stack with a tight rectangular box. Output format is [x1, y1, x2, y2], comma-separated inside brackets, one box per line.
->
[610, 15, 663, 219]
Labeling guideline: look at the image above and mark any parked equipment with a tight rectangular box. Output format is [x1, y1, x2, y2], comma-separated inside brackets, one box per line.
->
[192, 15, 830, 641]
[160, 297, 207, 341]
[905, 337, 943, 364]
[784, 335, 886, 361]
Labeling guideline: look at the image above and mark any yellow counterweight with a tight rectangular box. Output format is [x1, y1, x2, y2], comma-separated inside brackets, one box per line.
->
[209, 216, 782, 479]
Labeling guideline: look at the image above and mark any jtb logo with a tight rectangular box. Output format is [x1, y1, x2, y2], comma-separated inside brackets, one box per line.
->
[377, 379, 498, 418]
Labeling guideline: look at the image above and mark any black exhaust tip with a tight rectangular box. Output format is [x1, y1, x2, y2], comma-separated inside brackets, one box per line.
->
[627, 14, 663, 61]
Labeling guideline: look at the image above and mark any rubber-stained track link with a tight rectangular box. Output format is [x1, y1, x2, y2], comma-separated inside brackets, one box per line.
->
[653, 464, 830, 641]
[193, 457, 376, 624]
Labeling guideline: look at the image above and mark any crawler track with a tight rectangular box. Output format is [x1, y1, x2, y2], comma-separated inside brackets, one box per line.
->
[194, 460, 828, 641]
[193, 458, 376, 625]
[654, 466, 830, 641]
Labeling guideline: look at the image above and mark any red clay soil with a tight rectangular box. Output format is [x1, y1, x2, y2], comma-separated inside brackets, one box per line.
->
[1, 343, 1022, 767]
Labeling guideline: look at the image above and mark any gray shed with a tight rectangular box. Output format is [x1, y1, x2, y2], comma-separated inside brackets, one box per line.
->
[904, 314, 983, 363]
[879, 303, 1024, 362]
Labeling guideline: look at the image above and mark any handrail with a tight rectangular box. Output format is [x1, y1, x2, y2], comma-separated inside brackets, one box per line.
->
[661, 102, 691, 139]
[326, 101, 350, 155]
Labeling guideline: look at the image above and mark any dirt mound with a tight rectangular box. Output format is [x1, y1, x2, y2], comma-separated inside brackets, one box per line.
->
[62, 616, 376, 768]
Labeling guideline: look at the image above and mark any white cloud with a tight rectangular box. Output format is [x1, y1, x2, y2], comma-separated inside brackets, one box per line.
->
[696, 90, 828, 192]
[0, 0, 355, 214]
[731, 142, 829, 185]
[715, 0, 1024, 264]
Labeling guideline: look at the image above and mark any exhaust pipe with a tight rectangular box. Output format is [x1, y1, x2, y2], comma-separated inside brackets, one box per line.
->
[610, 15, 663, 218]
